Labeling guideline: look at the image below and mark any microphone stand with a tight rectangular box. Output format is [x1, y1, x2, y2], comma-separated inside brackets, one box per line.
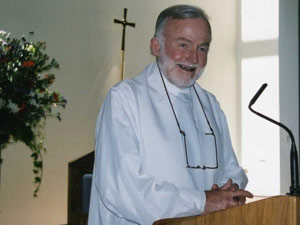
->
[248, 83, 300, 196]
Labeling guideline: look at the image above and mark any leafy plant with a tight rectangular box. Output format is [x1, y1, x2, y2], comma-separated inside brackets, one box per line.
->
[0, 31, 67, 196]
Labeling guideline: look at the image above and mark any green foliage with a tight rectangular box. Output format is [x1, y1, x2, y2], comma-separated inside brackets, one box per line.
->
[0, 30, 67, 196]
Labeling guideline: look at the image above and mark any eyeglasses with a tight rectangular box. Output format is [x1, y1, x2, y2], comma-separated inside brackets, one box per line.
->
[157, 61, 219, 170]
[180, 127, 218, 169]
[183, 85, 219, 169]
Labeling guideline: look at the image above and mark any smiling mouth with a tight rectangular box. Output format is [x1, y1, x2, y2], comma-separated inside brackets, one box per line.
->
[177, 64, 196, 72]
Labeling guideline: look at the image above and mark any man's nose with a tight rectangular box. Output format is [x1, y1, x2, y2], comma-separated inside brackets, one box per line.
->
[187, 49, 199, 64]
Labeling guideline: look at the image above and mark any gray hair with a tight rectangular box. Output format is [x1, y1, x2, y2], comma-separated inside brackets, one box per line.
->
[154, 5, 211, 39]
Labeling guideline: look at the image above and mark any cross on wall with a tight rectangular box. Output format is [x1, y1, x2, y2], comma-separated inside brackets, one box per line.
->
[114, 8, 136, 81]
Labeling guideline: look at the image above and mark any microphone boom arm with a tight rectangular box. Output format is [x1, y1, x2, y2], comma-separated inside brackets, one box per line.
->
[248, 105, 296, 145]
[248, 83, 300, 196]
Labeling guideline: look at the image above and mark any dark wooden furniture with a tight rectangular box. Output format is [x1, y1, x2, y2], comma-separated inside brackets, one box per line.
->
[68, 152, 94, 225]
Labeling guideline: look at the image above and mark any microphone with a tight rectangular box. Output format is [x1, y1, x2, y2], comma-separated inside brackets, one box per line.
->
[248, 83, 268, 107]
[248, 83, 300, 196]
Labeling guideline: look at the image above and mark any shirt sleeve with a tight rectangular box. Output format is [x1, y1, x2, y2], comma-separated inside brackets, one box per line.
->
[92, 86, 206, 225]
[217, 105, 248, 189]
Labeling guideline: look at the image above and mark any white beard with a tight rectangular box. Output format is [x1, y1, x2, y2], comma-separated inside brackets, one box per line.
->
[158, 52, 206, 88]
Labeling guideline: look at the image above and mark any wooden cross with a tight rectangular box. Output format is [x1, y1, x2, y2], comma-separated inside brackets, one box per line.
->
[114, 8, 136, 81]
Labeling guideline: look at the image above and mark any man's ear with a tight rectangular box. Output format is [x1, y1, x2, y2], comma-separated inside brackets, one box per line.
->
[150, 37, 161, 56]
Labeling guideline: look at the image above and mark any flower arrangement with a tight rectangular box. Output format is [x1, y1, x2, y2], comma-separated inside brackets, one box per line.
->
[0, 30, 67, 196]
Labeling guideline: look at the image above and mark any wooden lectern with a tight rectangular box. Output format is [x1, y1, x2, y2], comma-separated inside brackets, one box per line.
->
[153, 196, 300, 225]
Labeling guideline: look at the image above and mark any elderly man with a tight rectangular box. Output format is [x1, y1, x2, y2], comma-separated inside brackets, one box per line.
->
[88, 5, 253, 225]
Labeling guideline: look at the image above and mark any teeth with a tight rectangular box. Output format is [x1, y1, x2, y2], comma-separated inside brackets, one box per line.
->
[178, 64, 196, 72]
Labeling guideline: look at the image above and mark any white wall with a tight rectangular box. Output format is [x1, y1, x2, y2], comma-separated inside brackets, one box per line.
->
[239, 0, 281, 196]
[0, 1, 238, 224]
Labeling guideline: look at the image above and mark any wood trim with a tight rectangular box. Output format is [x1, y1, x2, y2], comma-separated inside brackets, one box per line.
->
[153, 196, 300, 225]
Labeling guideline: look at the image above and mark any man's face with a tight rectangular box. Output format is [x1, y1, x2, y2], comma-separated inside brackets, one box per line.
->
[151, 18, 211, 88]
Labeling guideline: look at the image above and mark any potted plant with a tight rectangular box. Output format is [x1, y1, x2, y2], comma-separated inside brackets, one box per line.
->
[0, 30, 67, 196]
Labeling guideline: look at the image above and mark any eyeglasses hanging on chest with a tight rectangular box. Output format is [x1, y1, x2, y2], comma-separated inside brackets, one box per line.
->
[157, 61, 218, 169]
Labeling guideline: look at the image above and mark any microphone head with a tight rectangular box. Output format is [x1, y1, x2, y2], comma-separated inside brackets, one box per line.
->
[249, 83, 268, 108]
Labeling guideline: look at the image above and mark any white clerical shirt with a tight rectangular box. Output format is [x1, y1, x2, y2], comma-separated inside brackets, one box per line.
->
[88, 62, 248, 225]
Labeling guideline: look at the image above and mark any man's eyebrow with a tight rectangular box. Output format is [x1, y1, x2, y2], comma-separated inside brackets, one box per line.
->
[176, 38, 210, 47]
[176, 38, 192, 43]
[199, 42, 210, 47]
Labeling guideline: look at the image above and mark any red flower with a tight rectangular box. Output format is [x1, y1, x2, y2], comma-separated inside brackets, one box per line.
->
[18, 103, 26, 112]
[45, 74, 55, 84]
[48, 78, 55, 84]
[22, 61, 35, 67]
[53, 92, 59, 102]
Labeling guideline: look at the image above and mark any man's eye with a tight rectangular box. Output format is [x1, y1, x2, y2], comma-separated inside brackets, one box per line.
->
[199, 47, 209, 52]
[179, 43, 187, 48]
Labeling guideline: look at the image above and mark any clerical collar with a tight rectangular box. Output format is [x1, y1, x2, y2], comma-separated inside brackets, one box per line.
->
[159, 70, 192, 100]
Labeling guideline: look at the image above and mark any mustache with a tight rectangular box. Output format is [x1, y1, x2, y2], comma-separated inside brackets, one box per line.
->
[160, 55, 199, 69]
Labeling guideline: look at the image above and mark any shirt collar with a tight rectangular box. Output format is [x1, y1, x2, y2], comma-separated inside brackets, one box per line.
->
[160, 70, 192, 102]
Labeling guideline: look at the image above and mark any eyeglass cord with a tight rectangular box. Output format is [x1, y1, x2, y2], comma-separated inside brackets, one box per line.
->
[156, 59, 218, 169]
[156, 59, 185, 136]
[156, 59, 214, 135]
